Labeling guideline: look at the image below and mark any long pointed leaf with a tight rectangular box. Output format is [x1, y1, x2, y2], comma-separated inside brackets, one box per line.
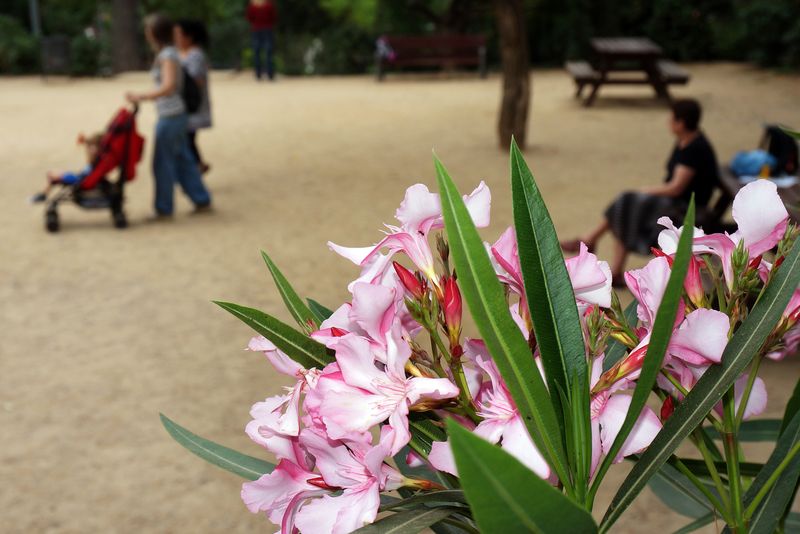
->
[160, 413, 274, 480]
[261, 251, 319, 331]
[510, 140, 584, 402]
[704, 419, 781, 442]
[448, 422, 597, 534]
[594, 201, 695, 499]
[354, 507, 463, 533]
[434, 156, 569, 484]
[380, 490, 468, 512]
[307, 298, 335, 323]
[673, 513, 718, 534]
[648, 462, 715, 518]
[601, 237, 800, 531]
[743, 410, 800, 534]
[214, 301, 332, 369]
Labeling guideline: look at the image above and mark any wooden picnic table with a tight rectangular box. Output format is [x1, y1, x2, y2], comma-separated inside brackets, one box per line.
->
[566, 37, 690, 107]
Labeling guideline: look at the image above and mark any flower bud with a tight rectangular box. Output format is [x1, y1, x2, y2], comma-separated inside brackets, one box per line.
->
[685, 255, 705, 308]
[443, 276, 462, 346]
[393, 261, 425, 300]
[660, 395, 675, 421]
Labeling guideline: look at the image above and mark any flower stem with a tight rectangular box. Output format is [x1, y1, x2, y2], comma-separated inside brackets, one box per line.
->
[672, 457, 734, 524]
[744, 440, 800, 519]
[722, 389, 746, 532]
[693, 430, 731, 507]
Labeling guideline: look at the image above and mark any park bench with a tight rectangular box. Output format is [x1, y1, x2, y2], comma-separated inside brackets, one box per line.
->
[565, 38, 691, 106]
[375, 34, 487, 80]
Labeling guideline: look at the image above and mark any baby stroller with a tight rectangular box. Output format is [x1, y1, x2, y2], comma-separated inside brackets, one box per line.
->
[45, 105, 144, 232]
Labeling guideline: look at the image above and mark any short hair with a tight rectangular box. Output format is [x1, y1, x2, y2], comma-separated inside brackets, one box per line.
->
[144, 13, 174, 46]
[671, 99, 702, 131]
[176, 19, 209, 49]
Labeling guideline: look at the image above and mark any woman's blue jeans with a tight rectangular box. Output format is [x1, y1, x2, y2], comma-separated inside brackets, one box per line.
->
[152, 114, 211, 215]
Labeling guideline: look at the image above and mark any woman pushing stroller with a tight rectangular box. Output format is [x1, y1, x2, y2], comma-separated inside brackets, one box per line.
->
[126, 13, 212, 219]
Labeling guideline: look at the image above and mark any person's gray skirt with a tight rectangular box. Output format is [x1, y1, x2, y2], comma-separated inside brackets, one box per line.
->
[604, 192, 687, 255]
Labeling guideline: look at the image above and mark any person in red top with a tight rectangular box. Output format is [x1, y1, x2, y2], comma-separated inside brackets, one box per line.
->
[246, 0, 277, 80]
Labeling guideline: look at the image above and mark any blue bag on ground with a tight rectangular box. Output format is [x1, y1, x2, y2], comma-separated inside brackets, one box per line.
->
[730, 149, 777, 176]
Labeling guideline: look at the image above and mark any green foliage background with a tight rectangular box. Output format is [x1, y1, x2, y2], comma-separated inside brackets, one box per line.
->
[1, 0, 800, 75]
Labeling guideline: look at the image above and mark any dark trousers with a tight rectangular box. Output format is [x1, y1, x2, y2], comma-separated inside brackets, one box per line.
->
[252, 29, 275, 79]
[188, 131, 202, 164]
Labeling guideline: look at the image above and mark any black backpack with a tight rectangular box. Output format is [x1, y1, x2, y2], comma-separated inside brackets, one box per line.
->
[181, 66, 201, 113]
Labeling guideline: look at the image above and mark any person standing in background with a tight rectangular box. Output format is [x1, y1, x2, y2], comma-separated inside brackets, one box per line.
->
[246, 0, 277, 81]
[175, 19, 213, 174]
[126, 13, 212, 218]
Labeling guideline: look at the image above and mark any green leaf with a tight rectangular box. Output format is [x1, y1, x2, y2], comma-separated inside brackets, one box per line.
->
[261, 251, 319, 332]
[593, 201, 696, 500]
[601, 236, 800, 532]
[647, 462, 714, 518]
[353, 507, 463, 533]
[214, 301, 332, 369]
[743, 410, 800, 534]
[160, 413, 274, 481]
[781, 377, 800, 436]
[673, 513, 718, 534]
[408, 414, 446, 455]
[677, 459, 763, 478]
[307, 298, 335, 322]
[448, 422, 597, 534]
[704, 419, 782, 442]
[509, 139, 585, 402]
[603, 300, 638, 372]
[434, 156, 570, 485]
[781, 126, 800, 140]
[380, 490, 469, 512]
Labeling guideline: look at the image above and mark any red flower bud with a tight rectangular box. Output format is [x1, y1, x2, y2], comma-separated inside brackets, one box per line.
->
[651, 247, 674, 266]
[330, 327, 348, 337]
[660, 395, 675, 421]
[443, 277, 462, 325]
[393, 261, 425, 299]
[685, 255, 704, 308]
[748, 254, 763, 272]
[307, 476, 337, 490]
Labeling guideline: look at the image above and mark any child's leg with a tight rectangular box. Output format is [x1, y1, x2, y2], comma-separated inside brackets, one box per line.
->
[152, 117, 180, 215]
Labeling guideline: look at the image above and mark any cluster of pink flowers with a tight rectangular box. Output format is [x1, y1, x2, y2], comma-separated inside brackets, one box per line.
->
[240, 179, 797, 533]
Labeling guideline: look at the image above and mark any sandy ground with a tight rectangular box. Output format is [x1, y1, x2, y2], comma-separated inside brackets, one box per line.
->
[2, 63, 800, 533]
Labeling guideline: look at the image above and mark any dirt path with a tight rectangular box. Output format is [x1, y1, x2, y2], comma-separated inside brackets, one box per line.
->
[1, 64, 799, 532]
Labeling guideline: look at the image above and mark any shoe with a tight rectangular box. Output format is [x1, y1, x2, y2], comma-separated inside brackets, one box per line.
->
[30, 192, 47, 204]
[191, 203, 213, 215]
[199, 163, 211, 174]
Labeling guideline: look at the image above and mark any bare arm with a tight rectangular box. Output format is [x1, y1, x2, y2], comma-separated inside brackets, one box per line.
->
[126, 56, 179, 102]
[640, 164, 695, 197]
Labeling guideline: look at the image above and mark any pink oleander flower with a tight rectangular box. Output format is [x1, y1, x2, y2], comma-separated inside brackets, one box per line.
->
[564, 242, 613, 309]
[625, 256, 682, 330]
[589, 357, 661, 475]
[315, 328, 459, 455]
[429, 354, 550, 480]
[691, 180, 789, 286]
[242, 426, 403, 534]
[329, 182, 490, 289]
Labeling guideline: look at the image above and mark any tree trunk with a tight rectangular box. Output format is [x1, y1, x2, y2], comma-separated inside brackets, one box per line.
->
[493, 0, 530, 149]
[111, 0, 142, 73]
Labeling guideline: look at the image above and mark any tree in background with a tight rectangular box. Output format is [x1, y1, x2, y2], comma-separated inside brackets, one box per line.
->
[111, 0, 141, 72]
[494, 0, 529, 148]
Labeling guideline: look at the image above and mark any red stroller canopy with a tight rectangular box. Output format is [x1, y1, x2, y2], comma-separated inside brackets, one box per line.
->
[80, 107, 144, 190]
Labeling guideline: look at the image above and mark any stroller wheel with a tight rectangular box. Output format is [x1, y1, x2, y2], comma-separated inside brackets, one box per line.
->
[45, 209, 60, 233]
[113, 210, 128, 229]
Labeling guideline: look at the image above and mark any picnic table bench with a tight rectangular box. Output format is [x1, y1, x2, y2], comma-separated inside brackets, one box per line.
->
[565, 37, 690, 106]
[375, 34, 487, 80]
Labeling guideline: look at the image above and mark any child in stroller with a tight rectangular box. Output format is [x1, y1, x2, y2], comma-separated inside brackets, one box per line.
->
[31, 132, 103, 204]
[33, 106, 144, 232]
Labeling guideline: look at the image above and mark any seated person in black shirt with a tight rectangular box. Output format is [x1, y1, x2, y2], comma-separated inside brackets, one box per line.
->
[561, 98, 720, 286]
